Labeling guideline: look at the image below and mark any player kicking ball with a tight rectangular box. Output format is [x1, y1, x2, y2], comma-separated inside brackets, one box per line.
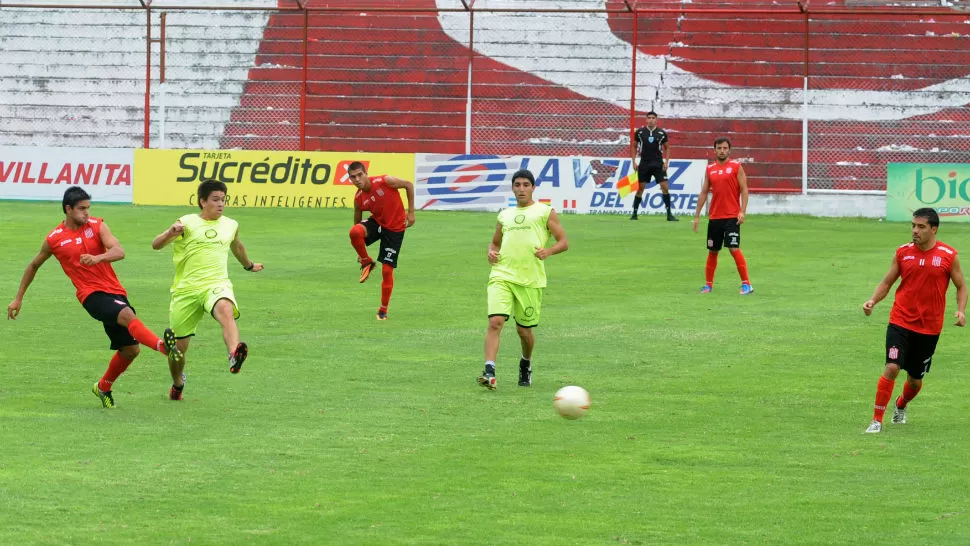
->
[152, 180, 263, 401]
[8, 187, 182, 408]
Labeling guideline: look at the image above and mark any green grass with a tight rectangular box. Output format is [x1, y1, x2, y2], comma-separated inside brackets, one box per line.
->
[2, 201, 970, 545]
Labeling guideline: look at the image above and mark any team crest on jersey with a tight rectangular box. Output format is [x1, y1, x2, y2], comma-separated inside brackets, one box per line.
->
[376, 189, 385, 197]
[726, 168, 734, 174]
[84, 228, 94, 239]
[933, 256, 942, 267]
[648, 136, 655, 143]
[205, 229, 217, 239]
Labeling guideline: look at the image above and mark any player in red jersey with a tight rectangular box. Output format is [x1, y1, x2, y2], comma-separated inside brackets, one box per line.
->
[348, 161, 416, 320]
[6, 187, 182, 408]
[691, 137, 753, 295]
[862, 208, 966, 434]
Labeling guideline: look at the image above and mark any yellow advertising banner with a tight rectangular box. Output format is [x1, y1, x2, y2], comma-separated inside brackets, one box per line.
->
[133, 149, 415, 208]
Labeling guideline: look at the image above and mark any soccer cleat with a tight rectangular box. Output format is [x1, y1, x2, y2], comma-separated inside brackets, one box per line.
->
[864, 420, 882, 434]
[359, 260, 376, 283]
[162, 328, 183, 362]
[169, 385, 183, 401]
[92, 383, 115, 408]
[376, 309, 388, 321]
[229, 342, 248, 374]
[477, 364, 497, 390]
[666, 213, 679, 222]
[700, 285, 713, 294]
[518, 360, 532, 387]
[630, 215, 638, 221]
[892, 405, 907, 424]
[740, 283, 754, 295]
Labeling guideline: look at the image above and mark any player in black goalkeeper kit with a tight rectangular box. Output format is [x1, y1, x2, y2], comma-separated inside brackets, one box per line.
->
[632, 111, 677, 222]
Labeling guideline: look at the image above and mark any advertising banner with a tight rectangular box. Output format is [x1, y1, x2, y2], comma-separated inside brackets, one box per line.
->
[0, 146, 133, 202]
[414, 154, 707, 214]
[134, 149, 415, 208]
[887, 163, 970, 222]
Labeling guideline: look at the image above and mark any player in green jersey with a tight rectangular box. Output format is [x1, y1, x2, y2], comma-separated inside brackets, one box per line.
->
[478, 169, 569, 390]
[152, 180, 263, 400]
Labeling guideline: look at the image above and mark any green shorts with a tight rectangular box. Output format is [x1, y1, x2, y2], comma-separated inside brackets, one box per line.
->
[487, 279, 542, 328]
[169, 283, 239, 337]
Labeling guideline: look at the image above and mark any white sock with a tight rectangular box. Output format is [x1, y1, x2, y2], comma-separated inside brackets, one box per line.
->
[485, 360, 495, 368]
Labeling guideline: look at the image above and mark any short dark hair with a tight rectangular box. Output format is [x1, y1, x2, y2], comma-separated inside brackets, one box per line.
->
[62, 187, 91, 214]
[348, 161, 367, 173]
[511, 169, 535, 186]
[646, 111, 658, 117]
[197, 179, 228, 209]
[713, 137, 732, 149]
[913, 207, 940, 228]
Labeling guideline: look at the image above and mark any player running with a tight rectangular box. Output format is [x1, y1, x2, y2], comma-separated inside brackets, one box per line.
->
[152, 180, 263, 401]
[7, 187, 181, 408]
[347, 161, 416, 321]
[692, 137, 753, 295]
[862, 208, 966, 433]
[478, 169, 569, 390]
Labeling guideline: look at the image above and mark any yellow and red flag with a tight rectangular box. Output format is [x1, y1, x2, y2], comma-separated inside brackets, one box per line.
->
[616, 171, 639, 198]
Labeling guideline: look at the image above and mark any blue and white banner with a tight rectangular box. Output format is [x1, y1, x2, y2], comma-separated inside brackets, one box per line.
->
[415, 154, 706, 214]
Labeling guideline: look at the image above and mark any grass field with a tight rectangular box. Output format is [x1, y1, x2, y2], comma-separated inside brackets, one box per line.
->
[2, 201, 970, 545]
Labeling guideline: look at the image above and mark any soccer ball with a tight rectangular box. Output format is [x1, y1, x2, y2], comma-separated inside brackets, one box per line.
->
[553, 386, 590, 420]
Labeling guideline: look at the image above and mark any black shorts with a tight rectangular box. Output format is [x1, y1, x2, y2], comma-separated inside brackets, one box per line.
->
[706, 218, 740, 251]
[638, 163, 667, 186]
[885, 323, 939, 379]
[362, 217, 405, 268]
[81, 292, 137, 350]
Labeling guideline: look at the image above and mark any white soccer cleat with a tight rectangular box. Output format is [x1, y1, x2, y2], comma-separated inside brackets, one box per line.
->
[892, 406, 907, 424]
[864, 420, 882, 434]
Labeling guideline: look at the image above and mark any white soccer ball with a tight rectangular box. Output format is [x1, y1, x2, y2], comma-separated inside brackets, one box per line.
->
[553, 385, 590, 420]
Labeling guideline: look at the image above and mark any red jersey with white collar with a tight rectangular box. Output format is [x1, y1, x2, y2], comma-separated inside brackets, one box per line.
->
[46, 217, 126, 303]
[706, 160, 743, 220]
[890, 241, 957, 335]
[354, 176, 406, 232]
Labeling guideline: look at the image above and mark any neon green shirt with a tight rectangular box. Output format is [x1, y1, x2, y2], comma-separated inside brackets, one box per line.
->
[170, 214, 238, 292]
[489, 202, 553, 288]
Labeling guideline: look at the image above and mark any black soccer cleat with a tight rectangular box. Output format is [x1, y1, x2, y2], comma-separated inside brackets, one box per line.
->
[92, 383, 115, 408]
[163, 328, 183, 362]
[518, 359, 532, 387]
[229, 342, 248, 374]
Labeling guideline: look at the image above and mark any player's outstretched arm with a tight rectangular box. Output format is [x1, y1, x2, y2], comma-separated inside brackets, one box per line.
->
[152, 220, 184, 250]
[535, 210, 568, 260]
[950, 256, 967, 326]
[863, 256, 901, 316]
[692, 173, 710, 233]
[385, 175, 416, 227]
[737, 165, 749, 225]
[80, 221, 125, 266]
[487, 223, 503, 264]
[8, 241, 53, 320]
[230, 229, 263, 272]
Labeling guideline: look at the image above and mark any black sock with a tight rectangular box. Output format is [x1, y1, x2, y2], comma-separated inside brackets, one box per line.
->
[172, 384, 184, 392]
[662, 193, 671, 212]
[632, 196, 642, 215]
